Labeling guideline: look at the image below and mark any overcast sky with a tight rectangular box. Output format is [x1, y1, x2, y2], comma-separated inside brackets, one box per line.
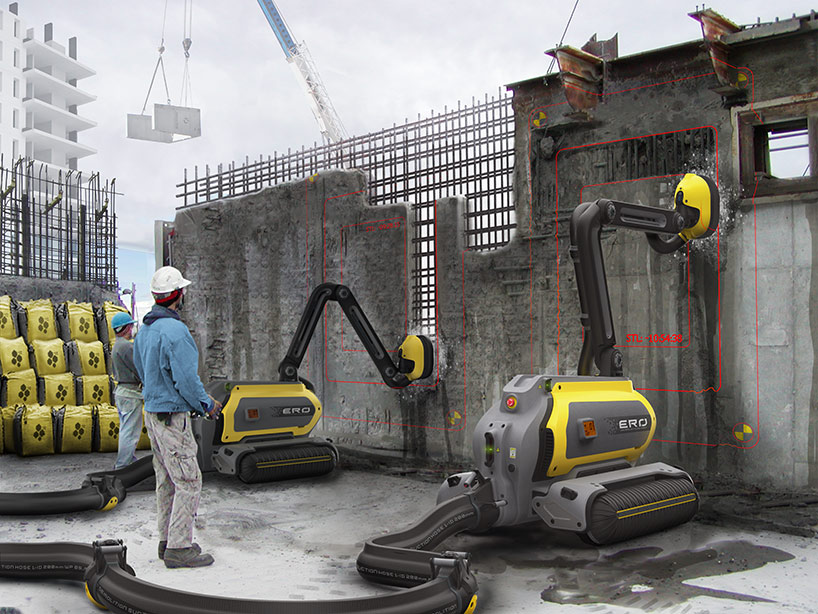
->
[17, 0, 818, 256]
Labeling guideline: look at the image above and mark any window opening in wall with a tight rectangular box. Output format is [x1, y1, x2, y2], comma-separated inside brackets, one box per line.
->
[12, 139, 18, 158]
[755, 119, 810, 179]
[12, 48, 18, 68]
[12, 78, 18, 98]
[12, 109, 17, 128]
[13, 19, 18, 38]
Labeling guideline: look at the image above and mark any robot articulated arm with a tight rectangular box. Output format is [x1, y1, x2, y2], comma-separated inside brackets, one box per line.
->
[278, 283, 434, 388]
[569, 174, 720, 377]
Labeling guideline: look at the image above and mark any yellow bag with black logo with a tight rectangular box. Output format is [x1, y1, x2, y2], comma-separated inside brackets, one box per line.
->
[30, 338, 68, 375]
[94, 403, 120, 453]
[0, 336, 31, 375]
[2, 368, 37, 406]
[39, 372, 76, 406]
[13, 404, 55, 456]
[99, 301, 129, 347]
[136, 407, 151, 450]
[76, 374, 111, 405]
[54, 405, 94, 454]
[19, 299, 58, 342]
[59, 301, 98, 343]
[0, 296, 18, 339]
[1, 405, 17, 453]
[68, 340, 107, 376]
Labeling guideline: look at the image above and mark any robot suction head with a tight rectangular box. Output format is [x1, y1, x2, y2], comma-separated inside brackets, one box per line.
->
[647, 173, 720, 254]
[675, 173, 720, 242]
[397, 334, 434, 381]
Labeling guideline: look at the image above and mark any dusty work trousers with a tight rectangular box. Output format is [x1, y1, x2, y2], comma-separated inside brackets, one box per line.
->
[144, 411, 202, 549]
[113, 390, 143, 470]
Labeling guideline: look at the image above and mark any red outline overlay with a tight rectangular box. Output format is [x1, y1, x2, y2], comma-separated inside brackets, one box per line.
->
[525, 69, 759, 449]
[579, 175, 692, 349]
[318, 195, 453, 432]
[338, 217, 408, 352]
[554, 127, 723, 398]
[304, 66, 762, 444]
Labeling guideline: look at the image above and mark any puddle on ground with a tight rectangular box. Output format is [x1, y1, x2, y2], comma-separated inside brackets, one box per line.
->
[450, 528, 795, 610]
[532, 540, 794, 609]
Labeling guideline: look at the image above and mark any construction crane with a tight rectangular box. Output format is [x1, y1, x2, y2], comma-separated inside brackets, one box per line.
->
[257, 0, 348, 144]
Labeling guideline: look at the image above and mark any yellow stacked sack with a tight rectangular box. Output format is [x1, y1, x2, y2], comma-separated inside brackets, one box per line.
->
[98, 301, 129, 348]
[1, 369, 37, 407]
[94, 403, 120, 453]
[0, 296, 19, 339]
[54, 405, 94, 454]
[0, 336, 37, 407]
[56, 301, 98, 343]
[12, 404, 55, 456]
[136, 408, 151, 450]
[77, 375, 112, 405]
[1, 406, 16, 453]
[30, 338, 68, 375]
[18, 299, 58, 342]
[40, 372, 76, 405]
[67, 339, 107, 376]
[0, 336, 31, 374]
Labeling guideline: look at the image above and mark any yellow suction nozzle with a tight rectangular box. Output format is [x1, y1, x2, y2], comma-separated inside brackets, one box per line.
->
[675, 173, 720, 242]
[397, 335, 434, 381]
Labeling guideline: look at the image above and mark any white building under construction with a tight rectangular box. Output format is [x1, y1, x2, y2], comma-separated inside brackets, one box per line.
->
[0, 2, 95, 170]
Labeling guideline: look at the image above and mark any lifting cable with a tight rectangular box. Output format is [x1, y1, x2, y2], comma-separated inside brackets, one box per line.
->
[141, 0, 172, 114]
[180, 0, 194, 107]
[546, 0, 581, 74]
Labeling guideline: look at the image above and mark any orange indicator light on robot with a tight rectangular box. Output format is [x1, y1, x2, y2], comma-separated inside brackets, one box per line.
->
[506, 396, 517, 410]
[583, 420, 597, 437]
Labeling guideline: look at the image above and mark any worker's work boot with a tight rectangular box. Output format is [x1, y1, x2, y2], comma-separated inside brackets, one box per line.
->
[163, 546, 214, 568]
[158, 540, 201, 560]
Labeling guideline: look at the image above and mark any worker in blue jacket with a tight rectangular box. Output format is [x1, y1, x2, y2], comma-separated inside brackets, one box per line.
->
[133, 265, 221, 569]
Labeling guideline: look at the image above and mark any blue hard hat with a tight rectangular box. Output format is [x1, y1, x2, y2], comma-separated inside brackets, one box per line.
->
[111, 312, 137, 332]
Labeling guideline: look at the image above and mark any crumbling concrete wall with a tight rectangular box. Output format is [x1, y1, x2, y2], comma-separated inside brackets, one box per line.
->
[174, 23, 818, 490]
[510, 28, 818, 490]
[0, 276, 118, 304]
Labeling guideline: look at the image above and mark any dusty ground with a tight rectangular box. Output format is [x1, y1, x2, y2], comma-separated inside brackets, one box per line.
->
[1, 450, 818, 613]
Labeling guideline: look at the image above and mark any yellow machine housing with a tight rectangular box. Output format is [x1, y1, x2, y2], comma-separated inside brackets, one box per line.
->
[195, 380, 337, 484]
[217, 382, 322, 444]
[544, 378, 656, 477]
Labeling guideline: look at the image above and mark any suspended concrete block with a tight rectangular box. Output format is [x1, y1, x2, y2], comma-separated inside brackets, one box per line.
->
[126, 113, 173, 143]
[154, 103, 201, 138]
[127, 103, 201, 143]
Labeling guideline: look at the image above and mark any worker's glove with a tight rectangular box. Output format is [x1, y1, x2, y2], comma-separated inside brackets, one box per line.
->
[201, 396, 222, 420]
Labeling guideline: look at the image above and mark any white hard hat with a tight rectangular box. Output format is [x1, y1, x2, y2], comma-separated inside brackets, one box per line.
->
[150, 266, 192, 294]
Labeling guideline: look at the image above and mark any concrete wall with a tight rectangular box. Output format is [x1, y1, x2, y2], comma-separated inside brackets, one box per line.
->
[0, 275, 117, 304]
[173, 26, 818, 490]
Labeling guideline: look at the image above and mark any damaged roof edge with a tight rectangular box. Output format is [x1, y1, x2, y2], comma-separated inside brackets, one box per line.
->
[506, 10, 818, 91]
[505, 40, 703, 90]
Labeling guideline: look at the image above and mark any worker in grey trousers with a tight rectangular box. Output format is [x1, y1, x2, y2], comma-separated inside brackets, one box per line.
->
[133, 266, 222, 569]
[110, 311, 143, 470]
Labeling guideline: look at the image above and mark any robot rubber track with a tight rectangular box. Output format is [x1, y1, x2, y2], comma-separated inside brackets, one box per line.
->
[0, 480, 499, 614]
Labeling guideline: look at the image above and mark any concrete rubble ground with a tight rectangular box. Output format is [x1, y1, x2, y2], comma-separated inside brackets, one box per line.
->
[1, 450, 818, 614]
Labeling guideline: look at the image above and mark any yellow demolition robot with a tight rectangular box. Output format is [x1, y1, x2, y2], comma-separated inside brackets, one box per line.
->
[438, 173, 719, 544]
[195, 283, 433, 483]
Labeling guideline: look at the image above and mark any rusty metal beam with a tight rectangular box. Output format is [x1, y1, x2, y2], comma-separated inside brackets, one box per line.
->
[545, 45, 605, 114]
[689, 8, 748, 100]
